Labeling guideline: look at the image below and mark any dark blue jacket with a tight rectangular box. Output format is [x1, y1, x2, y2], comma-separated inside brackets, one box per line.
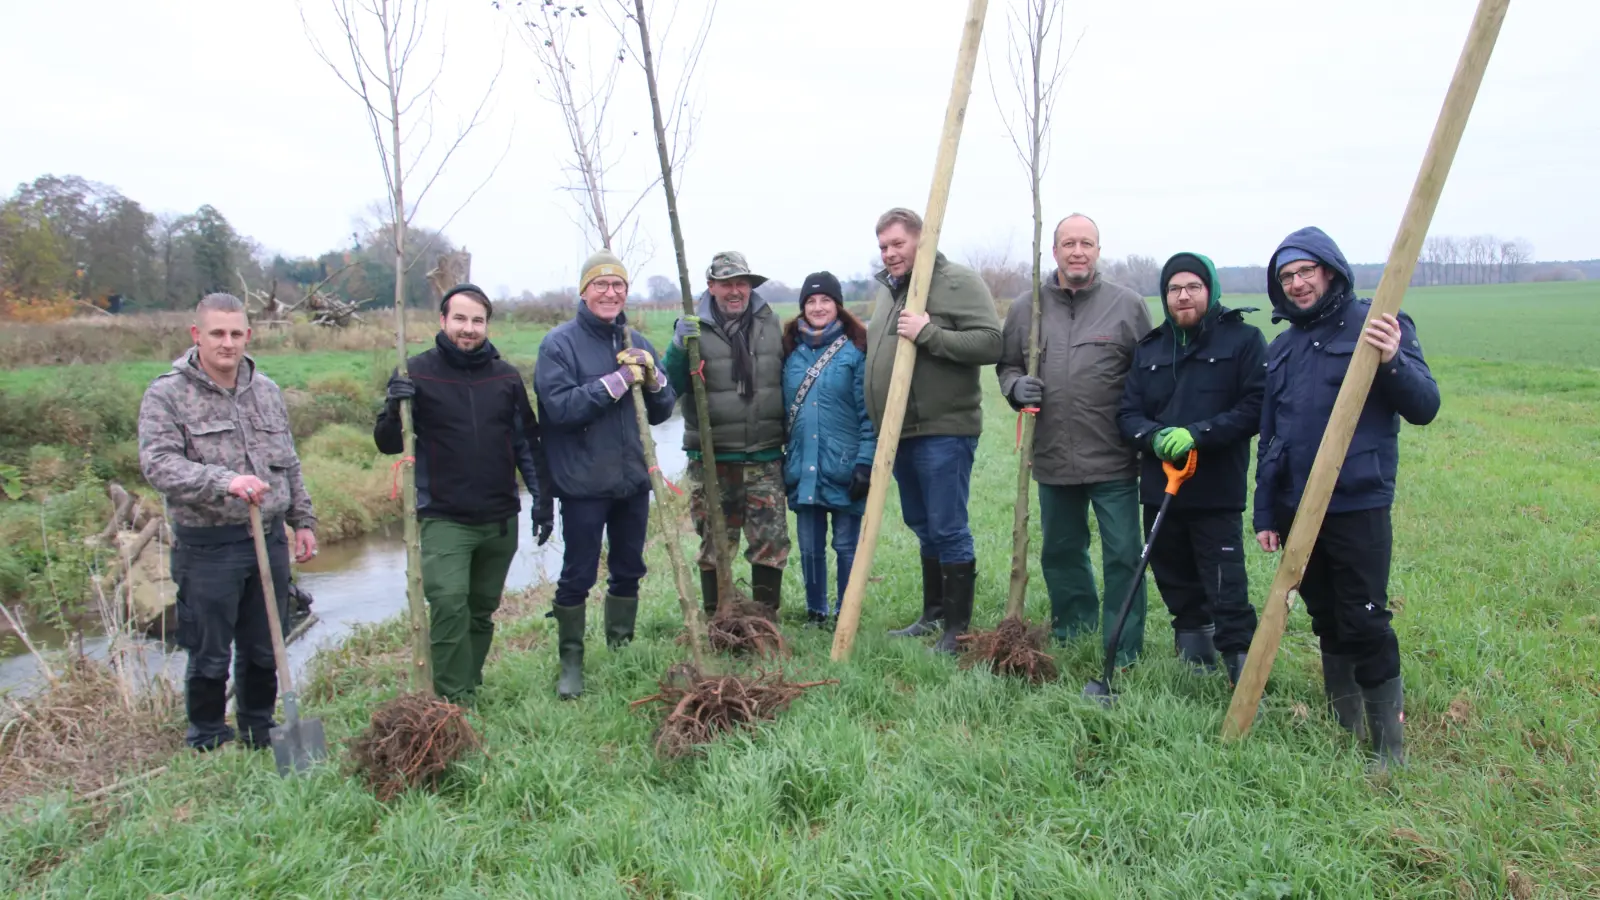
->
[1119, 303, 1266, 511]
[533, 304, 676, 500]
[1254, 227, 1441, 532]
[782, 322, 876, 513]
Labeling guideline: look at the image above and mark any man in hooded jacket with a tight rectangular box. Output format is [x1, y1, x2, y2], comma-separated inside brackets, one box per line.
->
[1118, 252, 1265, 686]
[1256, 226, 1440, 769]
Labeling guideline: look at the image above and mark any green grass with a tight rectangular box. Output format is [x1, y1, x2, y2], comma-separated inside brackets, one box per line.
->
[4, 284, 1600, 896]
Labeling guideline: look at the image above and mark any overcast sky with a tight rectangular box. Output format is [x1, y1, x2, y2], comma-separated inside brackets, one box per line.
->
[3, 0, 1595, 296]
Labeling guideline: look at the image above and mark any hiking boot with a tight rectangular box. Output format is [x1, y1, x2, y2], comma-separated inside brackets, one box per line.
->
[551, 603, 586, 700]
[1174, 626, 1219, 674]
[1363, 676, 1406, 771]
[604, 594, 639, 650]
[752, 564, 784, 616]
[889, 556, 944, 638]
[1321, 652, 1367, 741]
[804, 610, 830, 629]
[1222, 651, 1248, 687]
[931, 561, 976, 655]
[185, 676, 235, 752]
[700, 568, 719, 619]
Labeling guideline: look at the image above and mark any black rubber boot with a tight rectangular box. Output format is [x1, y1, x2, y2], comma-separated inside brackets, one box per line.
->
[752, 564, 784, 616]
[551, 603, 586, 700]
[234, 659, 279, 750]
[931, 561, 976, 655]
[1362, 676, 1406, 771]
[1223, 651, 1248, 687]
[700, 568, 719, 619]
[604, 594, 638, 649]
[1174, 625, 1219, 674]
[184, 676, 235, 751]
[889, 556, 944, 638]
[1321, 653, 1367, 741]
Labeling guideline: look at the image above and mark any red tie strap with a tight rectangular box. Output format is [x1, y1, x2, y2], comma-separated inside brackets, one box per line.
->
[649, 465, 684, 496]
[390, 455, 415, 500]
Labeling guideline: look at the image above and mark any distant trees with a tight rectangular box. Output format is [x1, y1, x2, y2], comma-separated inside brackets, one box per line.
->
[1101, 254, 1161, 298]
[1418, 234, 1535, 285]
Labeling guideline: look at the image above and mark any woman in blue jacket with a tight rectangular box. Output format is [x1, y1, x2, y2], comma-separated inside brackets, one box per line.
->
[782, 272, 876, 627]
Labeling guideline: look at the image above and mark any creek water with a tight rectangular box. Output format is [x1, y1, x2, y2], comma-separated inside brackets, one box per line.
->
[0, 414, 689, 697]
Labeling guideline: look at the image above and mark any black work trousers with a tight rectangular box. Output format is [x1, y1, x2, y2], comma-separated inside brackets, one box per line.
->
[554, 491, 651, 607]
[1145, 507, 1257, 654]
[1274, 505, 1400, 688]
[171, 521, 290, 750]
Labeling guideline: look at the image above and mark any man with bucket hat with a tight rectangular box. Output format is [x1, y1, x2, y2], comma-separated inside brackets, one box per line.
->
[662, 251, 791, 616]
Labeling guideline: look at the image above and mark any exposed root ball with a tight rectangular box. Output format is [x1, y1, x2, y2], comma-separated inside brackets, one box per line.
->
[347, 692, 480, 801]
[706, 600, 787, 658]
[630, 663, 834, 758]
[958, 617, 1060, 684]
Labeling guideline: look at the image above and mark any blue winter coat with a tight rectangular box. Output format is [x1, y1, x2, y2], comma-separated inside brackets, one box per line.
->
[1253, 227, 1441, 533]
[782, 323, 877, 514]
[533, 304, 676, 500]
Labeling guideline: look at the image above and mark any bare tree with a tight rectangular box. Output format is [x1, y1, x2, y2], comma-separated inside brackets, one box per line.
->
[986, 0, 1080, 620]
[1500, 237, 1532, 282]
[302, 0, 507, 695]
[965, 243, 1032, 306]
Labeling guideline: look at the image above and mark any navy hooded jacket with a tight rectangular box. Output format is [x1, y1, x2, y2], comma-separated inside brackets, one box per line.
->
[1254, 227, 1441, 533]
[533, 304, 676, 500]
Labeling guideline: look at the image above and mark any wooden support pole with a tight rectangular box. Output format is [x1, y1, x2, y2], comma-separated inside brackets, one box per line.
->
[831, 0, 991, 662]
[1222, 0, 1510, 740]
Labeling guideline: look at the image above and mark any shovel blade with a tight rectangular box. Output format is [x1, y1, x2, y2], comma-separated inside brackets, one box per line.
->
[1082, 679, 1116, 707]
[269, 717, 328, 776]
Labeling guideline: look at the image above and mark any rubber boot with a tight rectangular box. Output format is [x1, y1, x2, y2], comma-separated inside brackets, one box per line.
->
[604, 594, 638, 649]
[1174, 625, 1219, 674]
[184, 676, 235, 751]
[1362, 676, 1406, 771]
[1222, 651, 1248, 687]
[234, 659, 279, 750]
[700, 568, 719, 619]
[888, 556, 944, 638]
[930, 561, 976, 655]
[551, 603, 586, 700]
[752, 564, 784, 617]
[1321, 653, 1367, 741]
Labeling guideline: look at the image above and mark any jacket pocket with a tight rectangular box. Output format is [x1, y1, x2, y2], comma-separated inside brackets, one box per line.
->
[1196, 346, 1236, 394]
[1335, 447, 1387, 498]
[251, 413, 296, 467]
[185, 419, 237, 466]
[1322, 341, 1358, 385]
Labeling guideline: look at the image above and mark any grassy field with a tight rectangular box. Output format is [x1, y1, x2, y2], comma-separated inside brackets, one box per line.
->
[3, 282, 1599, 896]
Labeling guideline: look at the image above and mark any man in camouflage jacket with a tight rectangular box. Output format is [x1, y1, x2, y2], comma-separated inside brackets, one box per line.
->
[138, 293, 318, 751]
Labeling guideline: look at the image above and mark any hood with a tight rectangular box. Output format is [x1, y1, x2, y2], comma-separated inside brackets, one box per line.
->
[1158, 252, 1221, 331]
[172, 347, 256, 394]
[1267, 226, 1354, 325]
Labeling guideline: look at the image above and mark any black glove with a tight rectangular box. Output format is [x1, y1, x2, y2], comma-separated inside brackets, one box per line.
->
[1008, 375, 1044, 407]
[386, 374, 416, 403]
[848, 464, 871, 502]
[534, 519, 553, 547]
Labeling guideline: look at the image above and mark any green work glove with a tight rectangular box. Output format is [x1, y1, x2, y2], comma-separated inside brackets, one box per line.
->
[1156, 427, 1195, 462]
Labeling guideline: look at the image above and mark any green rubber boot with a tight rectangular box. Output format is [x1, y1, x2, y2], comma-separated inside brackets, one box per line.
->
[551, 603, 586, 700]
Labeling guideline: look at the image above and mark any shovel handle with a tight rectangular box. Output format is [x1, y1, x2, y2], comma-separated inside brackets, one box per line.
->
[249, 505, 294, 696]
[1162, 449, 1198, 495]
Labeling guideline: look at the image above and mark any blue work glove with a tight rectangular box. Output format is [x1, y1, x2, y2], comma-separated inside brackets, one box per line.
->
[672, 314, 701, 349]
[1155, 427, 1195, 462]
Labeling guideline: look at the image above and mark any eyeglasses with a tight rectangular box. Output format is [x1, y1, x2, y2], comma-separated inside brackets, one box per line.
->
[1166, 282, 1205, 298]
[589, 280, 628, 295]
[1276, 264, 1321, 289]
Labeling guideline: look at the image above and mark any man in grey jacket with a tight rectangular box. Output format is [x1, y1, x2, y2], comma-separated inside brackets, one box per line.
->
[997, 214, 1153, 666]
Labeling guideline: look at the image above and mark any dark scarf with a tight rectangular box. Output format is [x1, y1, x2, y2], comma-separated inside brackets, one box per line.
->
[712, 299, 757, 398]
[435, 330, 499, 370]
[798, 318, 844, 349]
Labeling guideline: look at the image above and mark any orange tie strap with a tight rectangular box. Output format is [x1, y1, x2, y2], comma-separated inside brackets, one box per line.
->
[1014, 407, 1040, 451]
[649, 465, 685, 496]
[389, 455, 415, 500]
[692, 359, 706, 381]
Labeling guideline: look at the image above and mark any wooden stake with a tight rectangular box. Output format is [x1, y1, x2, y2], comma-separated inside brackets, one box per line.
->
[1222, 0, 1510, 740]
[622, 329, 706, 669]
[831, 0, 991, 662]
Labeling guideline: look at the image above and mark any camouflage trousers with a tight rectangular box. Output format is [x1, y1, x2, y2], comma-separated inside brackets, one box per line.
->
[687, 459, 790, 571]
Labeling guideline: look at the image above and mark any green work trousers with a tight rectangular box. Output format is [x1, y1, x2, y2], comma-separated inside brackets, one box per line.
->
[1038, 478, 1146, 667]
[420, 516, 518, 703]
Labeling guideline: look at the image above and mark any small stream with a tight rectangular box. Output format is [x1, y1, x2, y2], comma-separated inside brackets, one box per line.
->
[0, 414, 689, 697]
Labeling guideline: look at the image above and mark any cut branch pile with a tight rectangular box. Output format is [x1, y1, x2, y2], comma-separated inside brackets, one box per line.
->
[301, 289, 365, 328]
[630, 663, 835, 759]
[706, 599, 787, 658]
[347, 691, 480, 802]
[958, 616, 1059, 684]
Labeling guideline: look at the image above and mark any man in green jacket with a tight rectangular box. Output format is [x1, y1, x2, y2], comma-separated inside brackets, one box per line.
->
[663, 251, 790, 615]
[866, 207, 1004, 653]
[997, 213, 1153, 666]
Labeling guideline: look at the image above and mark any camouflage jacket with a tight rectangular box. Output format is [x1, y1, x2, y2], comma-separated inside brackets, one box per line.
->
[137, 349, 317, 531]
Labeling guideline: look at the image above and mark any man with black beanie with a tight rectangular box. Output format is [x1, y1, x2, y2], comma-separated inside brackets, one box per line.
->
[1118, 252, 1266, 685]
[374, 283, 554, 705]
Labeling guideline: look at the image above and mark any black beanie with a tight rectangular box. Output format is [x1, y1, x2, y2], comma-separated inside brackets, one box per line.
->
[1159, 253, 1213, 299]
[798, 271, 843, 306]
[439, 282, 493, 318]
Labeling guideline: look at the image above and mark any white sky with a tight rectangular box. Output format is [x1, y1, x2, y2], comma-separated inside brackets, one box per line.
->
[3, 0, 1596, 297]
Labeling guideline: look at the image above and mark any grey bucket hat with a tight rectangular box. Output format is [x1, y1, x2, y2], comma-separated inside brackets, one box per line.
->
[705, 250, 768, 287]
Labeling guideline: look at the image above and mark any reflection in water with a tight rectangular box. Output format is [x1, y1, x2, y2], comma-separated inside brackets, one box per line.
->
[1, 414, 689, 696]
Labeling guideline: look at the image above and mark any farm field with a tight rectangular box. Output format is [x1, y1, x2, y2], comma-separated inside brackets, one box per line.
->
[1, 281, 1599, 897]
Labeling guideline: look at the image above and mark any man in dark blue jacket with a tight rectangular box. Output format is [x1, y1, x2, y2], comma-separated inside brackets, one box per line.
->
[1119, 252, 1265, 686]
[375, 283, 553, 705]
[1255, 227, 1440, 769]
[533, 250, 675, 699]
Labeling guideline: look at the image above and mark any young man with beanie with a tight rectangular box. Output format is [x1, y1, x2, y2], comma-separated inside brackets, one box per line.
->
[997, 214, 1152, 667]
[374, 284, 553, 706]
[662, 251, 790, 616]
[1256, 226, 1440, 770]
[533, 250, 675, 699]
[1118, 252, 1266, 685]
[866, 207, 1003, 653]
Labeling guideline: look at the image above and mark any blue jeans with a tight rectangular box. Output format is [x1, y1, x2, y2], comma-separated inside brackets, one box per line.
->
[891, 435, 978, 564]
[793, 505, 861, 615]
